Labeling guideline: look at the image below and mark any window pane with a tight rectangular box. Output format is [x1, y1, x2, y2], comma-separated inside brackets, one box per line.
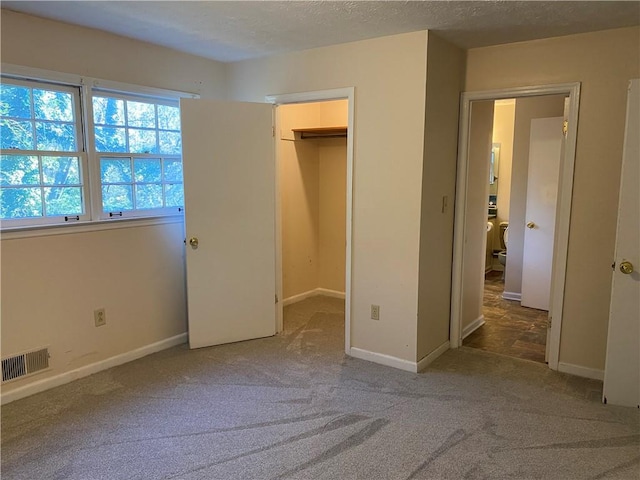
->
[128, 128, 157, 154]
[0, 187, 42, 218]
[42, 156, 80, 185]
[33, 89, 73, 122]
[102, 184, 133, 211]
[0, 155, 39, 186]
[101, 157, 132, 184]
[1, 119, 34, 150]
[163, 159, 183, 182]
[164, 183, 184, 207]
[1, 84, 32, 119]
[94, 126, 126, 152]
[159, 131, 182, 155]
[134, 158, 161, 183]
[93, 96, 125, 126]
[127, 101, 156, 128]
[44, 187, 83, 216]
[135, 184, 162, 209]
[35, 122, 76, 151]
[157, 105, 180, 130]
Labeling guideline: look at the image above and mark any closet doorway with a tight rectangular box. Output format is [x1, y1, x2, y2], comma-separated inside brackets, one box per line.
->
[268, 89, 354, 353]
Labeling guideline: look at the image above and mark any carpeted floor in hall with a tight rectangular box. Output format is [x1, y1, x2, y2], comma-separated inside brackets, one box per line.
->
[2, 295, 639, 479]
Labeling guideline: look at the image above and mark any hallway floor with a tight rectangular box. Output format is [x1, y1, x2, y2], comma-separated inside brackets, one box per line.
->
[464, 270, 548, 363]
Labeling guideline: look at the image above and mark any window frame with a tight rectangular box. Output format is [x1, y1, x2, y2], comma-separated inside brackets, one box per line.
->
[0, 76, 90, 228]
[0, 63, 197, 233]
[88, 89, 184, 219]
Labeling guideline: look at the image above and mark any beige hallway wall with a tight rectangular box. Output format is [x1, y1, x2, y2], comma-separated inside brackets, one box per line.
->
[461, 101, 495, 333]
[504, 95, 566, 297]
[492, 100, 516, 234]
[465, 26, 640, 371]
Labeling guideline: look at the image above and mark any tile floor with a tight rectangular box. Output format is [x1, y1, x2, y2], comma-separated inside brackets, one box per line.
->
[464, 270, 548, 363]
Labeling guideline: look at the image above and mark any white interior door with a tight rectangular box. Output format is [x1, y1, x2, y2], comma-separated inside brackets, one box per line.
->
[181, 99, 276, 349]
[521, 117, 563, 311]
[603, 79, 640, 408]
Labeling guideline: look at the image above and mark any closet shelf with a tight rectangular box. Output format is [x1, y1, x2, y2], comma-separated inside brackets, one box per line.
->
[291, 126, 347, 139]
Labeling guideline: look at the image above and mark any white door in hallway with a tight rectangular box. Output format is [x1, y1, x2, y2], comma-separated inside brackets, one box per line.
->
[181, 99, 276, 348]
[603, 79, 640, 408]
[521, 117, 563, 311]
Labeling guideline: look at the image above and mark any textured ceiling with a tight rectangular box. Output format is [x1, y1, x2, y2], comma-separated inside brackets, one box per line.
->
[3, 1, 640, 62]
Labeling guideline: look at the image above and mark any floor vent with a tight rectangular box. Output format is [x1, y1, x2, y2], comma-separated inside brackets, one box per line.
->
[2, 348, 50, 383]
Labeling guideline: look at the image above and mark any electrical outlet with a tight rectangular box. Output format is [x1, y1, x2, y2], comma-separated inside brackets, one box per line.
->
[94, 308, 106, 327]
[371, 304, 380, 321]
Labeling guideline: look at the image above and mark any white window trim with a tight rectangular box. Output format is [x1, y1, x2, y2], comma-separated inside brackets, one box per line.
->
[1, 63, 199, 235]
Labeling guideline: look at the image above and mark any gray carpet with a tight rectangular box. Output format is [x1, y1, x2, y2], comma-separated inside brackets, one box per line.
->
[2, 296, 639, 479]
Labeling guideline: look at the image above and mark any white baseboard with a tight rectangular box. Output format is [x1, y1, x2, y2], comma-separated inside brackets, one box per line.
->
[283, 288, 345, 306]
[462, 315, 485, 339]
[416, 341, 450, 372]
[315, 288, 345, 299]
[1, 333, 188, 405]
[349, 347, 418, 373]
[502, 291, 522, 301]
[558, 362, 604, 381]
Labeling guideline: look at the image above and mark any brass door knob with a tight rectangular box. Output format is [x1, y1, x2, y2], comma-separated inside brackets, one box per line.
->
[619, 261, 634, 275]
[189, 237, 199, 249]
[526, 221, 536, 229]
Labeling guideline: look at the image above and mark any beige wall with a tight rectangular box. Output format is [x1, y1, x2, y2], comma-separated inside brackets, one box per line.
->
[318, 138, 347, 293]
[504, 95, 566, 296]
[1, 224, 187, 385]
[279, 103, 321, 298]
[0, 10, 227, 98]
[278, 101, 347, 299]
[492, 100, 516, 233]
[228, 31, 429, 362]
[417, 33, 465, 360]
[466, 26, 640, 370]
[461, 101, 494, 333]
[0, 10, 227, 394]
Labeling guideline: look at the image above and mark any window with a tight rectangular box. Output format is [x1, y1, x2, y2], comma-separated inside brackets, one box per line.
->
[92, 92, 184, 217]
[0, 72, 187, 229]
[0, 78, 87, 226]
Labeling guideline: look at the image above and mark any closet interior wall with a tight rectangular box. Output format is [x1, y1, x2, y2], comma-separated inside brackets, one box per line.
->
[279, 101, 348, 301]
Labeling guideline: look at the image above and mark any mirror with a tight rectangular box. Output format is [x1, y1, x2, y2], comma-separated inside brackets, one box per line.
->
[489, 143, 500, 195]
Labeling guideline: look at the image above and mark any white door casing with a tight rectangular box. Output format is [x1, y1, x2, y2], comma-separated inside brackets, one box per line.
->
[266, 87, 355, 355]
[181, 99, 276, 349]
[603, 79, 640, 408]
[521, 117, 563, 311]
[450, 82, 581, 373]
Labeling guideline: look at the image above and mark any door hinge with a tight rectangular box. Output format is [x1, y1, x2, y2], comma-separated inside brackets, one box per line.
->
[275, 294, 279, 304]
[562, 120, 568, 137]
[547, 316, 552, 329]
[272, 126, 275, 137]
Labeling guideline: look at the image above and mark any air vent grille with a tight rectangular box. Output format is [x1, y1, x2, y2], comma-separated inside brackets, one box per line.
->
[2, 348, 50, 383]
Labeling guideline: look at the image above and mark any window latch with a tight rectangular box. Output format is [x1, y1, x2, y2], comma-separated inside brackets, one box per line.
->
[109, 211, 123, 218]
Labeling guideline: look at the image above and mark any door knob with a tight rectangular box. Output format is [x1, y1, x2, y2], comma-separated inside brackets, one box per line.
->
[619, 261, 634, 275]
[189, 237, 199, 249]
[526, 221, 536, 229]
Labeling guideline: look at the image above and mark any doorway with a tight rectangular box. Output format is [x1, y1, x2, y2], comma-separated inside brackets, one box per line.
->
[450, 83, 581, 371]
[267, 88, 355, 354]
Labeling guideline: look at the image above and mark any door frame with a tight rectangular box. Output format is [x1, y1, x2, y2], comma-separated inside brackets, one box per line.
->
[450, 82, 581, 370]
[266, 87, 355, 355]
